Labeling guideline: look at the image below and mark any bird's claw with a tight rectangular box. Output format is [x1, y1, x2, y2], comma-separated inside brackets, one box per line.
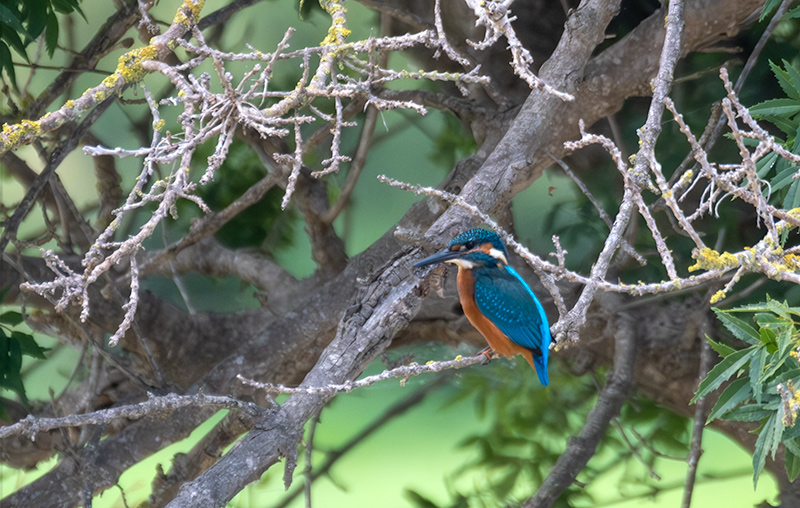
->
[477, 347, 494, 365]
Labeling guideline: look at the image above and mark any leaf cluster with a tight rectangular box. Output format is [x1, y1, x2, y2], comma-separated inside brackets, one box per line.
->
[750, 60, 800, 210]
[0, 287, 48, 420]
[693, 299, 800, 488]
[0, 0, 84, 87]
[194, 139, 293, 250]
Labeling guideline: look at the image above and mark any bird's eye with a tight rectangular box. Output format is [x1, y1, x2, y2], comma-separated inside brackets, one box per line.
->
[463, 240, 476, 250]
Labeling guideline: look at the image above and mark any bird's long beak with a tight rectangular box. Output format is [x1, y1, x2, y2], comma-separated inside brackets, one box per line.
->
[413, 248, 461, 268]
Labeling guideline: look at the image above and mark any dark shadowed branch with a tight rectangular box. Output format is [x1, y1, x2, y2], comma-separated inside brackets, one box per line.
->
[524, 305, 637, 508]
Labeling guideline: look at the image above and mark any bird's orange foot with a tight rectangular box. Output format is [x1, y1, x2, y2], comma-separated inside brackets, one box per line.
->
[477, 347, 494, 365]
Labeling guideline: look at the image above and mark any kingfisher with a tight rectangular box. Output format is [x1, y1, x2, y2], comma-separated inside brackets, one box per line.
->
[414, 228, 552, 386]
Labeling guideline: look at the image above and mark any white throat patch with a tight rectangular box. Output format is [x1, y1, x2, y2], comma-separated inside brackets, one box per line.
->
[446, 258, 477, 269]
[488, 248, 508, 265]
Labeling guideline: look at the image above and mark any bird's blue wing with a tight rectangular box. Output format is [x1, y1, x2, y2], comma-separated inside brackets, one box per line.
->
[473, 266, 551, 385]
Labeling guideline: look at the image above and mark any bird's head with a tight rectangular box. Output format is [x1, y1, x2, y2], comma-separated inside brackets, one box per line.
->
[413, 228, 509, 270]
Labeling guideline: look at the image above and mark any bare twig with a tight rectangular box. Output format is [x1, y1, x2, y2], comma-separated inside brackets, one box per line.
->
[682, 318, 714, 508]
[0, 393, 266, 440]
[238, 353, 487, 395]
[272, 376, 449, 508]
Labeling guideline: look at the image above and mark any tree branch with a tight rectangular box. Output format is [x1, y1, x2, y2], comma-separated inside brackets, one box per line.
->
[524, 302, 636, 507]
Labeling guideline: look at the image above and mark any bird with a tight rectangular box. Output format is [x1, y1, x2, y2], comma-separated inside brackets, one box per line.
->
[413, 228, 552, 386]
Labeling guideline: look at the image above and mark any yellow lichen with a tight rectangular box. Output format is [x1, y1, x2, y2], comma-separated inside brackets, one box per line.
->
[186, 0, 205, 22]
[321, 25, 351, 47]
[2, 120, 39, 150]
[710, 290, 726, 304]
[101, 74, 120, 89]
[688, 247, 740, 272]
[173, 0, 205, 26]
[153, 119, 166, 132]
[783, 380, 800, 427]
[784, 253, 800, 271]
[114, 45, 159, 84]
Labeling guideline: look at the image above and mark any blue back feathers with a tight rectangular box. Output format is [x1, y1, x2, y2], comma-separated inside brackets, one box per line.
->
[472, 264, 551, 385]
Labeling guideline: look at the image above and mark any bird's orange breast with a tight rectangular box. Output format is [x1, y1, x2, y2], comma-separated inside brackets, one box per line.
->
[456, 268, 536, 368]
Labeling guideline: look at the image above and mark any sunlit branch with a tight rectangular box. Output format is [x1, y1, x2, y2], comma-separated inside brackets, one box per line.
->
[238, 354, 487, 395]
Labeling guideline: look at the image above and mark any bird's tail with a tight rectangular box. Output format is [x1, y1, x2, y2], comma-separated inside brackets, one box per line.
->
[533, 354, 549, 386]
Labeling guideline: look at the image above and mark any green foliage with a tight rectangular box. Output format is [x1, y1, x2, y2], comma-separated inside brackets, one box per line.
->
[430, 114, 478, 170]
[543, 198, 607, 271]
[408, 361, 690, 508]
[0, 0, 84, 87]
[760, 0, 800, 22]
[750, 60, 800, 210]
[0, 287, 48, 420]
[694, 299, 800, 488]
[194, 139, 293, 250]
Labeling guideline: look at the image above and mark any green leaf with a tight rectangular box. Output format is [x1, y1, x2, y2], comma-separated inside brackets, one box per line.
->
[761, 0, 782, 21]
[785, 424, 800, 444]
[0, 3, 31, 42]
[50, 0, 86, 19]
[707, 337, 737, 358]
[707, 377, 751, 422]
[11, 331, 48, 359]
[45, 10, 58, 57]
[769, 116, 798, 138]
[772, 403, 786, 460]
[714, 308, 762, 345]
[692, 347, 756, 403]
[770, 164, 800, 193]
[772, 368, 800, 389]
[757, 151, 779, 178]
[0, 311, 23, 326]
[1, 23, 28, 58]
[0, 333, 28, 405]
[25, 0, 48, 39]
[785, 441, 800, 482]
[750, 98, 800, 118]
[751, 347, 767, 404]
[782, 60, 800, 103]
[779, 327, 795, 358]
[769, 61, 800, 101]
[784, 179, 800, 210]
[765, 299, 792, 320]
[759, 327, 778, 352]
[722, 403, 772, 422]
[753, 413, 778, 487]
